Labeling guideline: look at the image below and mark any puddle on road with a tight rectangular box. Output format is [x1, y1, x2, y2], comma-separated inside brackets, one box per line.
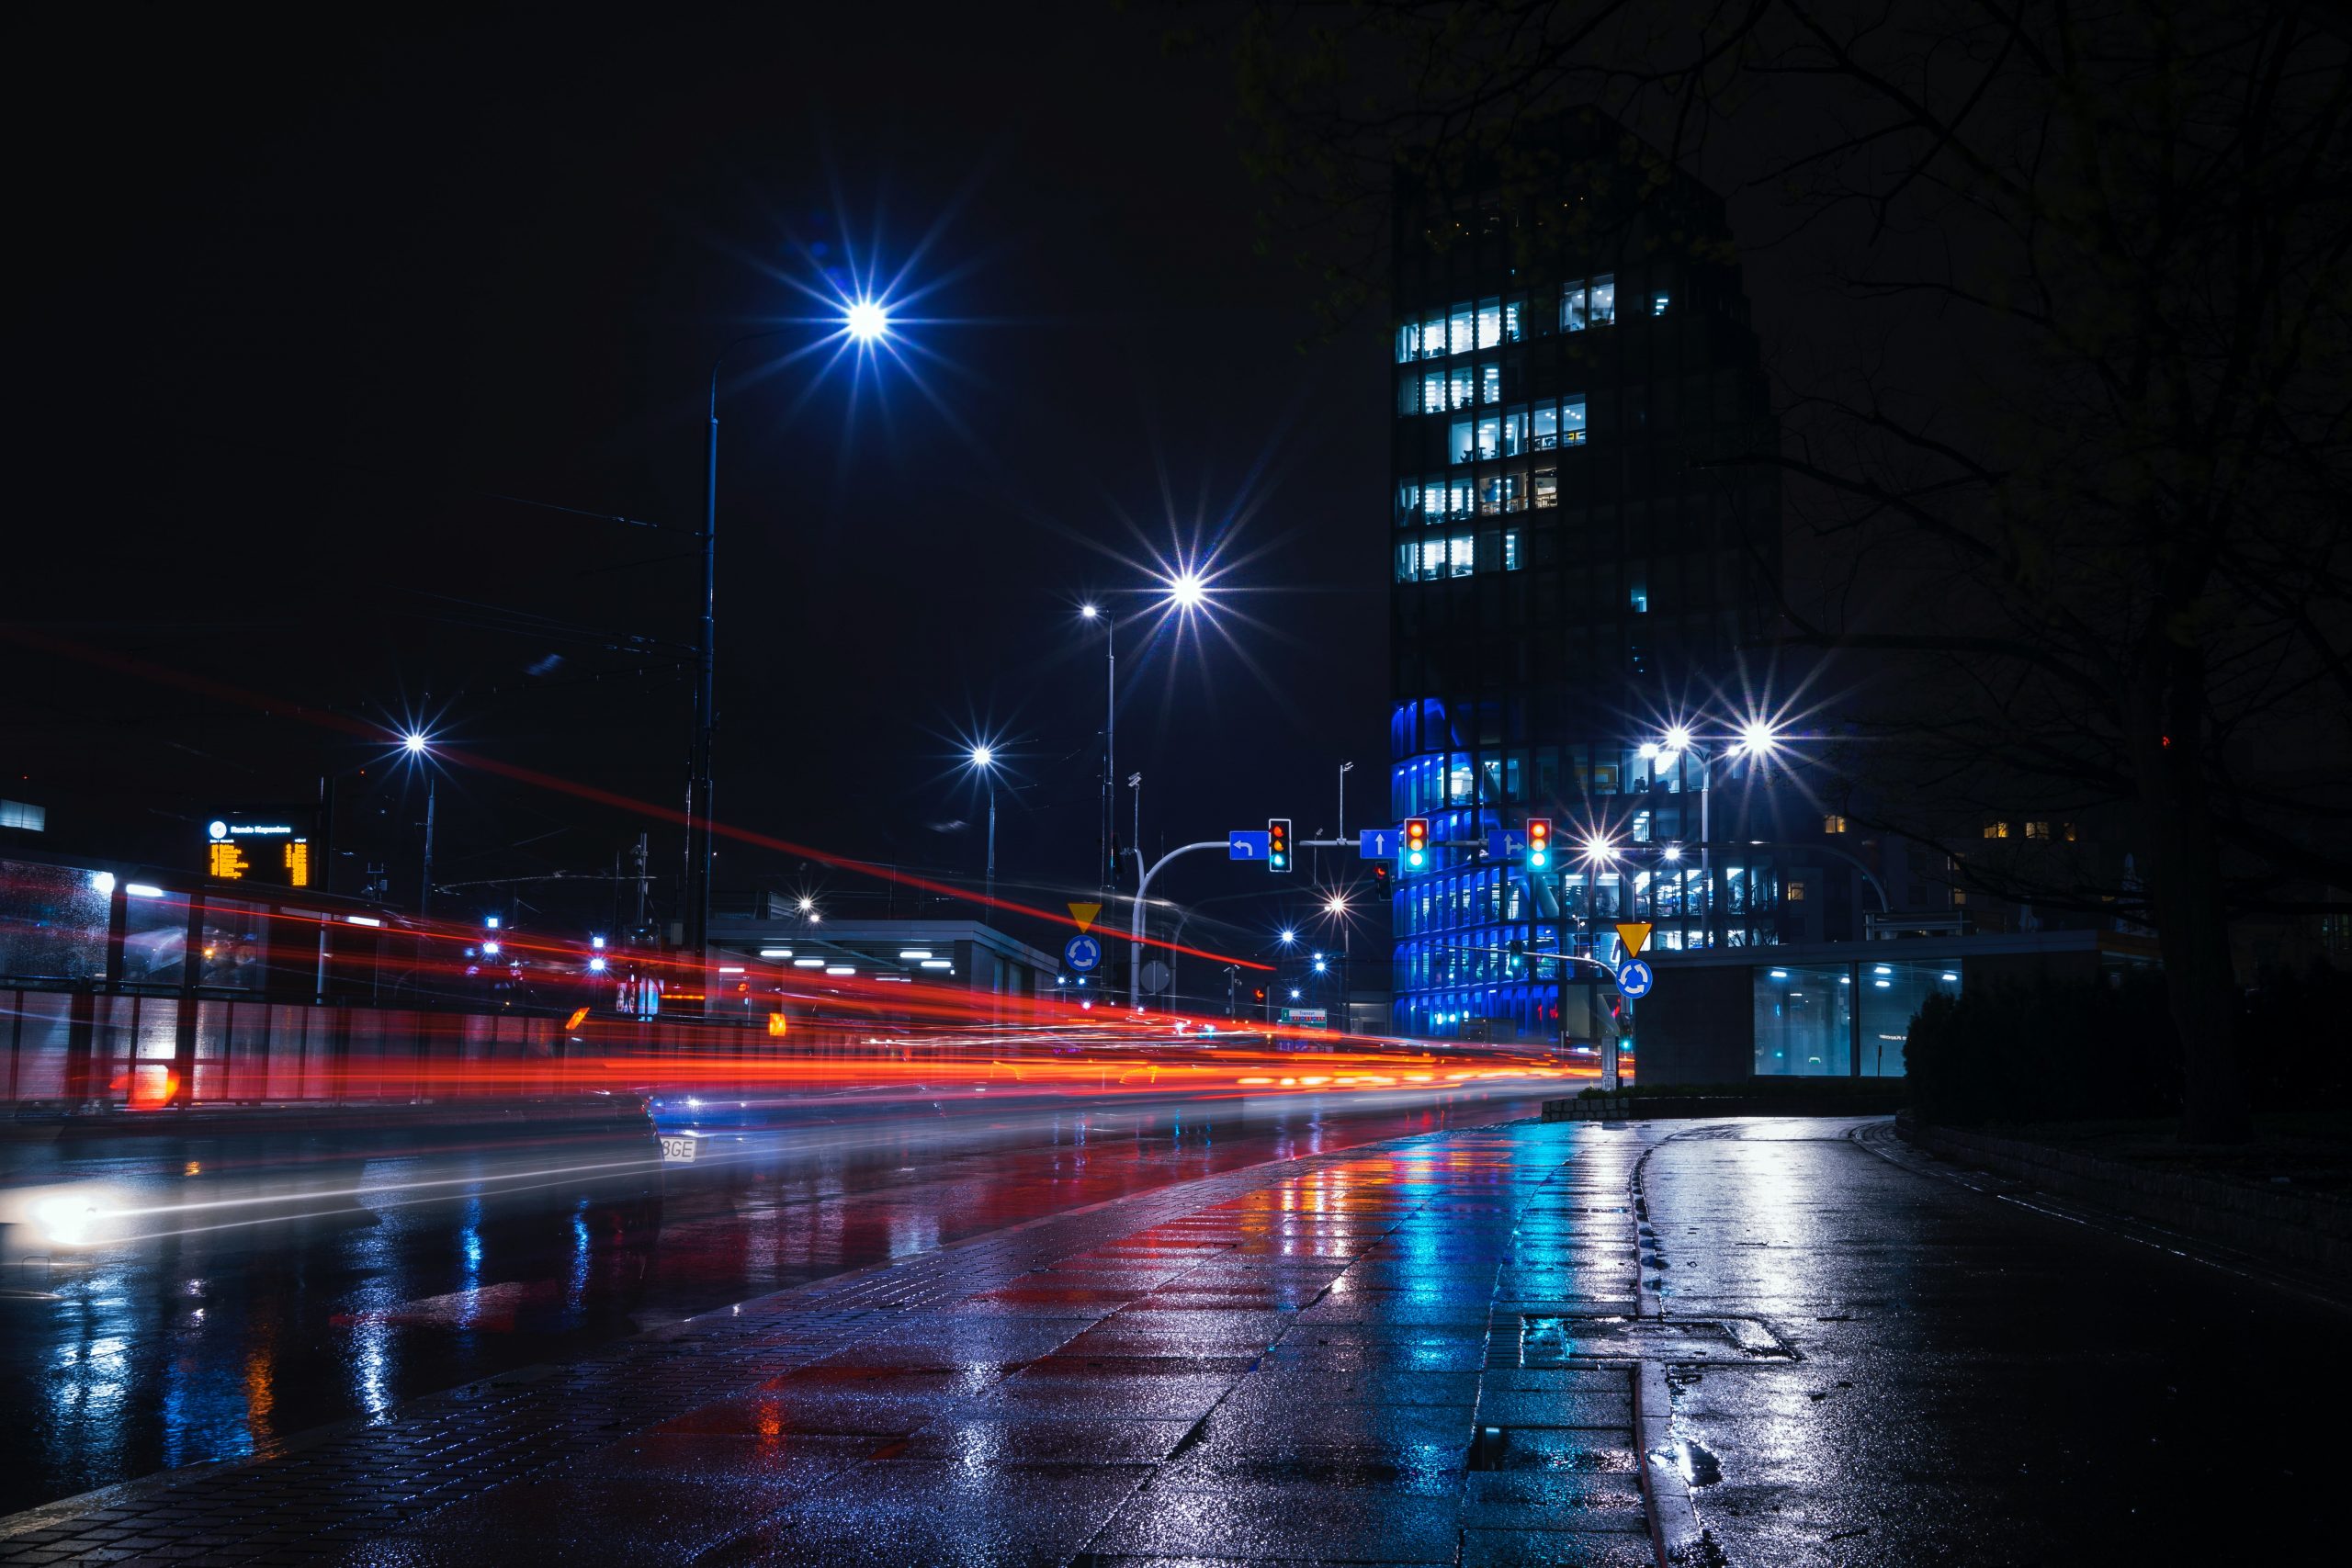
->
[1651, 1436, 1723, 1486]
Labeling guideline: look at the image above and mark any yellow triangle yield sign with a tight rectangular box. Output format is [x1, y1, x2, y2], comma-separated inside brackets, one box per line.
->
[1068, 901, 1102, 933]
[1614, 922, 1652, 958]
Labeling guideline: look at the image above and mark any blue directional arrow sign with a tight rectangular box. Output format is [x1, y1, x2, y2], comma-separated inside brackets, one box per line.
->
[1359, 828, 1397, 860]
[1064, 934, 1102, 973]
[1487, 829, 1526, 861]
[1228, 830, 1271, 861]
[1615, 958, 1655, 999]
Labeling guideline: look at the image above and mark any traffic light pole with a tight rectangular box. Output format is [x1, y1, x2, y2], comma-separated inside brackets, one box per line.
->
[1125, 840, 1232, 1009]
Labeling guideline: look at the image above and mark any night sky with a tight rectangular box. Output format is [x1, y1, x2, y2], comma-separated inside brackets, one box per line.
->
[9, 6, 1388, 955]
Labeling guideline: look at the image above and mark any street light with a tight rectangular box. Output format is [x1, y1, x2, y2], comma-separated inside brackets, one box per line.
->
[1278, 927, 1297, 945]
[1079, 603, 1114, 900]
[690, 298, 899, 985]
[967, 744, 998, 911]
[1165, 570, 1208, 611]
[399, 731, 437, 917]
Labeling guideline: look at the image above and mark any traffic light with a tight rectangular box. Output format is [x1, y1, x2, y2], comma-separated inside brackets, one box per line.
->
[1526, 818, 1553, 871]
[1404, 817, 1429, 870]
[1267, 818, 1291, 874]
[1371, 862, 1392, 898]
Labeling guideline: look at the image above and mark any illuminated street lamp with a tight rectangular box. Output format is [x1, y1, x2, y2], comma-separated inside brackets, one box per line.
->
[398, 730, 437, 917]
[967, 744, 998, 911]
[1166, 571, 1207, 611]
[690, 297, 900, 983]
[1078, 603, 1115, 901]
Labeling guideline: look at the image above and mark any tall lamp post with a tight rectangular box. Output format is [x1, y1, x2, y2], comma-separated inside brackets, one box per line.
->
[688, 300, 891, 977]
[1080, 604, 1114, 898]
[967, 745, 998, 912]
[401, 730, 437, 917]
[1641, 716, 1781, 951]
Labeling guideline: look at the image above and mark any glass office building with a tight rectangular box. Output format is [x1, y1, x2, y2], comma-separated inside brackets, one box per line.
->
[1387, 121, 1792, 1040]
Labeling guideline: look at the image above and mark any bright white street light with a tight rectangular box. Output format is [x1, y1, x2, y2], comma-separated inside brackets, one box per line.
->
[1581, 832, 1618, 862]
[844, 299, 889, 342]
[1662, 724, 1694, 754]
[1662, 844, 1684, 862]
[1079, 603, 1100, 620]
[969, 745, 994, 769]
[402, 731, 429, 755]
[798, 896, 817, 914]
[1278, 928, 1297, 944]
[1737, 718, 1781, 756]
[1166, 571, 1207, 610]
[1323, 895, 1349, 917]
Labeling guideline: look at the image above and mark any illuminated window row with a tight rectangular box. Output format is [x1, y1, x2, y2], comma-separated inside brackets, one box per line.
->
[1395, 532, 1522, 582]
[1391, 277, 1617, 365]
[1444, 399, 1589, 463]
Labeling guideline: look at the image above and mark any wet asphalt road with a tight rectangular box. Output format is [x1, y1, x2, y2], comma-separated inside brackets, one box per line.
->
[6, 1108, 2347, 1562]
[0, 1087, 1551, 1516]
[1645, 1118, 2349, 1561]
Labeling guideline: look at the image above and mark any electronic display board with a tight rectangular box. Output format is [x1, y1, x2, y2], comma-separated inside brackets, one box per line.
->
[203, 812, 315, 888]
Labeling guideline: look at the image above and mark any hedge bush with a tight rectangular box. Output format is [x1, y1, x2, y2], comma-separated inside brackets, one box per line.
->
[1905, 970, 2179, 1126]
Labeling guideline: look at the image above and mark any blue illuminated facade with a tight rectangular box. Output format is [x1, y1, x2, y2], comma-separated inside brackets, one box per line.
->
[1387, 121, 1799, 1042]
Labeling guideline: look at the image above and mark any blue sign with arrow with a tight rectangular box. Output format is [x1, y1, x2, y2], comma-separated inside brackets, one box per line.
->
[1615, 958, 1654, 999]
[1064, 934, 1103, 973]
[1359, 827, 1398, 860]
[1228, 830, 1271, 861]
[1487, 829, 1525, 861]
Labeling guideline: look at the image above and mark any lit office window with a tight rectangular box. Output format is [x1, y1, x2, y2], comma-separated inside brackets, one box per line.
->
[1479, 362, 1501, 404]
[1447, 362, 1476, 410]
[1501, 407, 1528, 457]
[1451, 419, 1476, 465]
[1476, 297, 1502, 349]
[2024, 820, 2051, 840]
[1562, 280, 1589, 332]
[1503, 294, 1527, 342]
[1395, 321, 1420, 363]
[1652, 292, 1670, 316]
[1503, 531, 1521, 571]
[1589, 276, 1616, 326]
[1422, 311, 1447, 357]
[1448, 536, 1476, 578]
[1532, 464, 1557, 509]
[1422, 367, 1446, 412]
[1396, 542, 1419, 582]
[1629, 574, 1648, 613]
[1449, 305, 1476, 355]
[1984, 821, 2010, 839]
[1501, 468, 1527, 512]
[1532, 401, 1558, 450]
[1562, 398, 1589, 445]
[1396, 479, 1422, 526]
[1448, 476, 1474, 518]
[1476, 415, 1500, 460]
[1825, 814, 1848, 834]
[1421, 538, 1449, 577]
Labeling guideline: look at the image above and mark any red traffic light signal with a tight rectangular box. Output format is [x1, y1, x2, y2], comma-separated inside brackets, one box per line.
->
[1526, 817, 1553, 869]
[1404, 817, 1429, 869]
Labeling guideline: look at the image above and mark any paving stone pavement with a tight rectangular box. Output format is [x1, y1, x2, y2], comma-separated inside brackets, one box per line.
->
[0, 1118, 1671, 1566]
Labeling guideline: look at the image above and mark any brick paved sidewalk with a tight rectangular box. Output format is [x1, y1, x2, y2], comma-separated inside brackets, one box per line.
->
[1, 1120, 1670, 1567]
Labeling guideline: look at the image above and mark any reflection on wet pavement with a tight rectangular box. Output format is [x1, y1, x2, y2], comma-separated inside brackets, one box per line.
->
[0, 1089, 1547, 1513]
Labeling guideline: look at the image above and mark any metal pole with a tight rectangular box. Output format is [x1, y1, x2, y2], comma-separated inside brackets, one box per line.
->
[420, 776, 435, 918]
[1127, 773, 1142, 998]
[689, 369, 719, 983]
[1339, 760, 1352, 842]
[1699, 750, 1712, 951]
[984, 773, 997, 913]
[1105, 616, 1116, 897]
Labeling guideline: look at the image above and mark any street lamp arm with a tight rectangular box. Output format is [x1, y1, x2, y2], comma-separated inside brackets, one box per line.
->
[707, 329, 808, 422]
